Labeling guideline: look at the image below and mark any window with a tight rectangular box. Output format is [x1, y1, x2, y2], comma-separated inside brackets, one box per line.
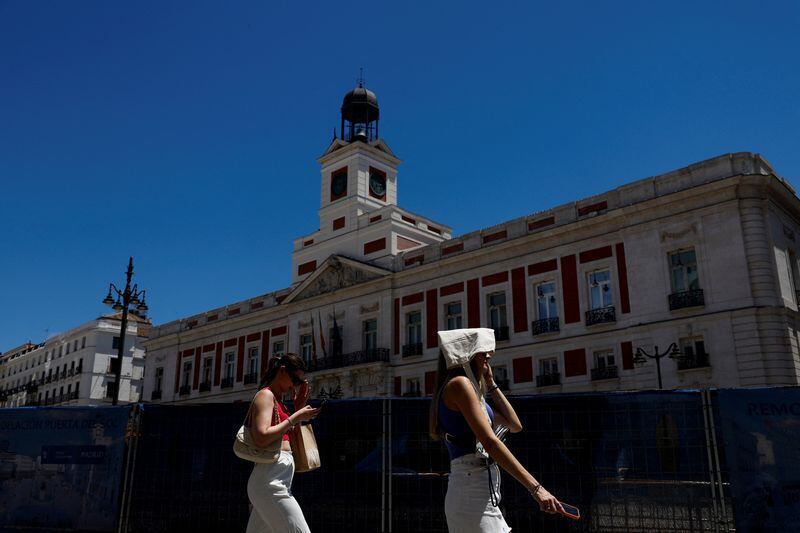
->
[272, 341, 285, 358]
[202, 357, 213, 384]
[300, 335, 313, 364]
[224, 352, 235, 380]
[182, 361, 192, 387]
[247, 347, 259, 376]
[74, 382, 80, 397]
[540, 357, 559, 377]
[488, 292, 508, 329]
[445, 302, 463, 330]
[154, 367, 164, 392]
[73, 340, 78, 351]
[58, 346, 62, 357]
[493, 365, 508, 388]
[669, 249, 699, 293]
[406, 312, 422, 345]
[406, 378, 421, 396]
[678, 337, 710, 370]
[363, 319, 377, 352]
[65, 343, 70, 355]
[112, 337, 120, 351]
[594, 349, 615, 369]
[536, 282, 558, 319]
[81, 337, 86, 349]
[588, 270, 613, 309]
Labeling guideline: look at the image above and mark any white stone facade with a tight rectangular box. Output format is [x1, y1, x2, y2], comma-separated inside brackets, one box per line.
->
[142, 142, 800, 404]
[0, 314, 148, 407]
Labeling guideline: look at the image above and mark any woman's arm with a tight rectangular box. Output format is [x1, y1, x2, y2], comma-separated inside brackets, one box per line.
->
[448, 377, 561, 513]
[249, 389, 295, 447]
[485, 368, 522, 433]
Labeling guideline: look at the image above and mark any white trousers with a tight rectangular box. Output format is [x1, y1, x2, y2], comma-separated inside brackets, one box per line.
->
[445, 455, 512, 533]
[246, 451, 311, 533]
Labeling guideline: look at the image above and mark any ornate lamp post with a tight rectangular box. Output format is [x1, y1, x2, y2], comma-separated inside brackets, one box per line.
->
[634, 343, 681, 390]
[101, 257, 148, 405]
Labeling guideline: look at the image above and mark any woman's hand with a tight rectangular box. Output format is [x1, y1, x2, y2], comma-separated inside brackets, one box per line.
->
[290, 405, 319, 425]
[293, 380, 310, 408]
[532, 486, 563, 515]
[483, 361, 495, 388]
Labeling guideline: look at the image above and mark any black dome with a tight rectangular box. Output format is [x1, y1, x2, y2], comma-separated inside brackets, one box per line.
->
[342, 86, 378, 108]
[341, 84, 379, 124]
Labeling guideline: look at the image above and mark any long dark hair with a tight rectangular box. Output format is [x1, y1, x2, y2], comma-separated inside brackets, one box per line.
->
[428, 350, 467, 441]
[259, 353, 306, 389]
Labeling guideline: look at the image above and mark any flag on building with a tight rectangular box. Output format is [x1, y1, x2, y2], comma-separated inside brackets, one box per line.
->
[318, 311, 328, 358]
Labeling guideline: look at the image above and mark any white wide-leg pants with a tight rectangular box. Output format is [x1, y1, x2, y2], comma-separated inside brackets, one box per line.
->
[246, 451, 311, 533]
[445, 455, 512, 532]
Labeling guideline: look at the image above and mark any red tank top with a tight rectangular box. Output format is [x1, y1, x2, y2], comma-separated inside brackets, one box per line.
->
[267, 387, 291, 441]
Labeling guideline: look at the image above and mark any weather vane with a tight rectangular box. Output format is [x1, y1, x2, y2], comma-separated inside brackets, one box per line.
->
[357, 67, 364, 87]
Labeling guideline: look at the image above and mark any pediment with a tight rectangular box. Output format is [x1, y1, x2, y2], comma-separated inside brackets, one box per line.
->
[321, 139, 348, 157]
[285, 255, 391, 303]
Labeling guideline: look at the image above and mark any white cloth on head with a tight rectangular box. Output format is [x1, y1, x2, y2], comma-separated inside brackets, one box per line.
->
[438, 328, 496, 369]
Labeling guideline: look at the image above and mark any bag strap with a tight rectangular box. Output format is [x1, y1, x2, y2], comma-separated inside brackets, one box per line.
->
[243, 388, 279, 429]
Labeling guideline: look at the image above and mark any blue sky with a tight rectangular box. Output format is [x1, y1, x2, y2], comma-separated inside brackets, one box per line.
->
[1, 0, 799, 350]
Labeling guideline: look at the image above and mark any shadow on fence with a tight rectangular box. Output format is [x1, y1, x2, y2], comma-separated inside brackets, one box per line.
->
[2, 388, 799, 532]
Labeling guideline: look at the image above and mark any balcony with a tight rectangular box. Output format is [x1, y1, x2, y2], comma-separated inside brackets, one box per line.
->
[45, 375, 52, 384]
[536, 372, 561, 387]
[402, 343, 423, 358]
[402, 390, 422, 398]
[199, 381, 212, 392]
[151, 390, 162, 401]
[59, 371, 67, 380]
[676, 353, 711, 371]
[591, 366, 619, 381]
[308, 348, 390, 372]
[68, 368, 75, 377]
[76, 364, 82, 374]
[243, 373, 258, 385]
[586, 306, 616, 326]
[179, 385, 191, 396]
[493, 326, 510, 342]
[531, 317, 560, 336]
[69, 390, 78, 400]
[221, 377, 234, 389]
[668, 289, 705, 311]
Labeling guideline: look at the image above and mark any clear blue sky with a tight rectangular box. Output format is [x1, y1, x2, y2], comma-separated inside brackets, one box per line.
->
[1, 0, 799, 351]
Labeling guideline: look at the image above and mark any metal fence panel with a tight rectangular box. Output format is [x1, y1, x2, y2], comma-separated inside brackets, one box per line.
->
[0, 406, 131, 532]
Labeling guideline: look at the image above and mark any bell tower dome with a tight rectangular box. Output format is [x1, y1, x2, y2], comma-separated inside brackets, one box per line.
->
[341, 77, 380, 143]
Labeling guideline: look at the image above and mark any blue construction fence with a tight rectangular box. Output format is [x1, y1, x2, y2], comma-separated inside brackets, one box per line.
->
[0, 388, 798, 532]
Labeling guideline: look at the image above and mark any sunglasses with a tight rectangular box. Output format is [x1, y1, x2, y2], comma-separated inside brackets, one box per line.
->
[289, 371, 306, 386]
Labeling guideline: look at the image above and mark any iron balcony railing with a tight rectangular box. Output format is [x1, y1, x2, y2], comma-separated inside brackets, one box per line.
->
[179, 385, 191, 396]
[677, 353, 711, 371]
[591, 365, 619, 381]
[536, 372, 561, 387]
[45, 375, 52, 384]
[531, 317, 560, 336]
[68, 368, 75, 377]
[402, 343, 423, 357]
[151, 390, 162, 401]
[308, 348, 390, 372]
[221, 377, 234, 389]
[243, 373, 258, 385]
[586, 306, 616, 326]
[401, 390, 422, 398]
[493, 326, 510, 342]
[668, 289, 705, 311]
[199, 381, 212, 392]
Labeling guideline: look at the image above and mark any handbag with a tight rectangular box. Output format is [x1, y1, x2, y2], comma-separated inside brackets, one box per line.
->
[289, 422, 321, 473]
[233, 391, 282, 463]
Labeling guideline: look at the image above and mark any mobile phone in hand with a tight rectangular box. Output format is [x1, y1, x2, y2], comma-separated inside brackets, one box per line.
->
[557, 502, 580, 520]
[308, 398, 327, 409]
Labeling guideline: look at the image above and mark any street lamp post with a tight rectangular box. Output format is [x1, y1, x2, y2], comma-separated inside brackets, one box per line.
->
[634, 343, 681, 390]
[102, 257, 148, 405]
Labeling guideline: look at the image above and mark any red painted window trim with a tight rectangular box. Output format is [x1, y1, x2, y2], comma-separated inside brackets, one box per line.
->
[246, 332, 261, 343]
[578, 201, 608, 216]
[440, 282, 464, 297]
[364, 237, 386, 255]
[303, 239, 314, 246]
[332, 217, 346, 231]
[260, 330, 271, 379]
[482, 230, 507, 244]
[428, 226, 441, 235]
[223, 338, 238, 348]
[401, 215, 416, 225]
[425, 371, 437, 396]
[513, 356, 533, 383]
[369, 215, 382, 223]
[207, 314, 218, 322]
[560, 255, 581, 324]
[511, 267, 528, 333]
[174, 351, 182, 393]
[467, 278, 480, 327]
[203, 344, 215, 353]
[394, 376, 402, 396]
[271, 325, 287, 336]
[228, 308, 240, 316]
[579, 245, 613, 264]
[193, 347, 202, 390]
[528, 216, 555, 230]
[442, 242, 464, 255]
[528, 259, 558, 276]
[236, 336, 246, 382]
[621, 341, 634, 370]
[564, 348, 587, 377]
[482, 271, 509, 287]
[402, 292, 424, 306]
[298, 260, 316, 276]
[426, 289, 438, 349]
[213, 342, 223, 386]
[616, 243, 631, 314]
[250, 302, 263, 310]
[393, 298, 400, 355]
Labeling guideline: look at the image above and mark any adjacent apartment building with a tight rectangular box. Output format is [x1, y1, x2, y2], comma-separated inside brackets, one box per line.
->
[0, 313, 148, 407]
[142, 83, 800, 404]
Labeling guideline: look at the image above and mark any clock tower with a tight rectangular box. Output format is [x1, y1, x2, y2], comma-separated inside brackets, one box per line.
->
[291, 82, 452, 284]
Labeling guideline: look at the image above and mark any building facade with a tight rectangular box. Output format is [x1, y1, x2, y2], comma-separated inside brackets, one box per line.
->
[142, 84, 800, 404]
[0, 313, 148, 407]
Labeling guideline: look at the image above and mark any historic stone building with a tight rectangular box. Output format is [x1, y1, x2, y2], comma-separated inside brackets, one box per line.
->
[142, 83, 800, 404]
[0, 313, 148, 407]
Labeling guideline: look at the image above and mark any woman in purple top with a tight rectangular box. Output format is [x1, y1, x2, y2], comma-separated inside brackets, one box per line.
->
[430, 328, 562, 532]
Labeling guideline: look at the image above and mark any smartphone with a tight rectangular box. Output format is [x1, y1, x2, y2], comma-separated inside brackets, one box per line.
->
[557, 502, 580, 520]
[308, 398, 327, 409]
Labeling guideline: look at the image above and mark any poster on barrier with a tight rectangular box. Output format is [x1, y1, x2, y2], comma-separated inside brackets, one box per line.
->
[0, 406, 130, 532]
[718, 388, 800, 532]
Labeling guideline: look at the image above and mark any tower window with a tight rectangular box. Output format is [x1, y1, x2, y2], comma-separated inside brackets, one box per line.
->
[330, 167, 348, 202]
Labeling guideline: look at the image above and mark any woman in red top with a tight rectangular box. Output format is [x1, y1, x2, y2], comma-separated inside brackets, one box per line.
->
[246, 354, 319, 533]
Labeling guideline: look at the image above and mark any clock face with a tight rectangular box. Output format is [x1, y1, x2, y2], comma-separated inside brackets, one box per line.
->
[369, 171, 386, 198]
[331, 172, 347, 197]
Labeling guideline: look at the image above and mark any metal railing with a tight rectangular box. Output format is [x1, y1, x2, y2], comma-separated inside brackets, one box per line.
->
[669, 289, 705, 310]
[401, 390, 422, 397]
[199, 381, 211, 392]
[402, 343, 423, 357]
[536, 372, 561, 387]
[531, 317, 559, 336]
[308, 348, 390, 372]
[179, 385, 191, 396]
[221, 377, 234, 389]
[243, 373, 258, 385]
[586, 306, 616, 326]
[591, 365, 619, 380]
[493, 326, 510, 341]
[151, 390, 162, 401]
[677, 353, 711, 370]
